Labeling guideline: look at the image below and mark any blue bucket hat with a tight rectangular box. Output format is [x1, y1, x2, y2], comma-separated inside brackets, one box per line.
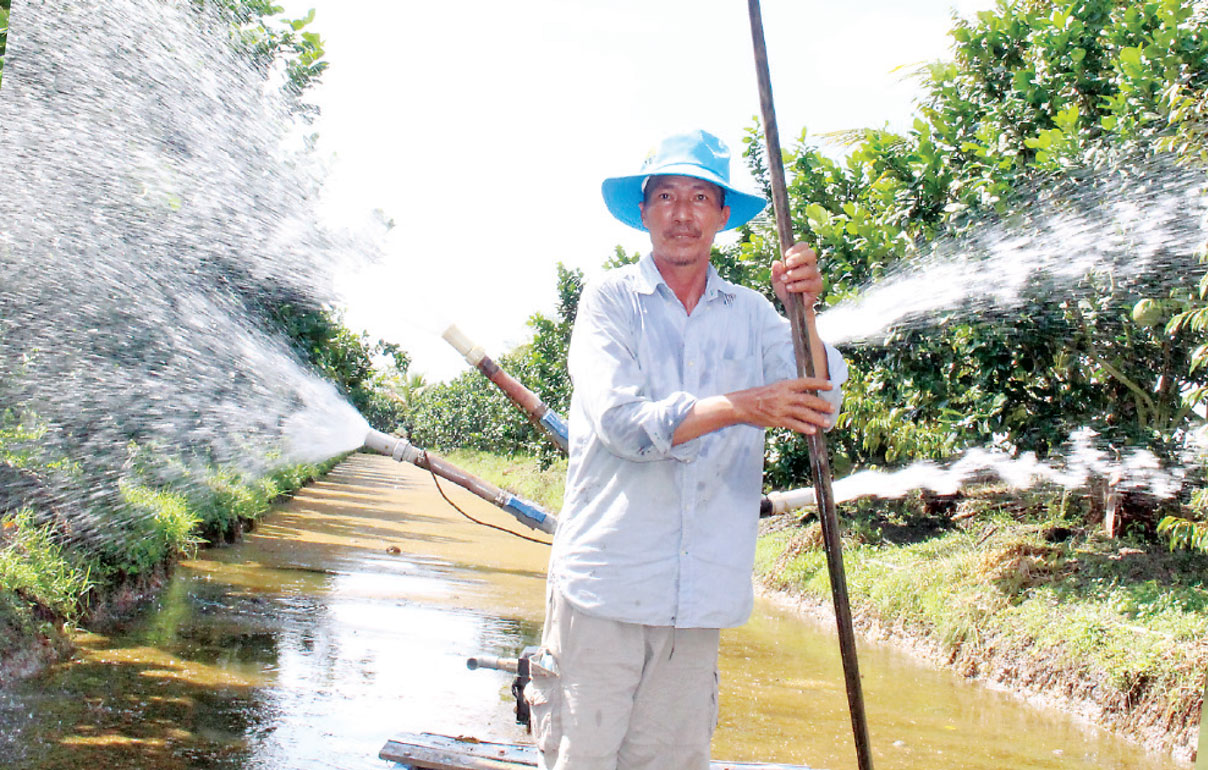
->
[601, 130, 767, 232]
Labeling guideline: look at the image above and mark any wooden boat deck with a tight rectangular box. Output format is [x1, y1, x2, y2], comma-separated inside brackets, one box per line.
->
[380, 732, 819, 770]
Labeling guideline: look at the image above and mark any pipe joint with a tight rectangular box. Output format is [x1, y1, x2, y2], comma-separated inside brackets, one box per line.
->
[363, 429, 422, 465]
[538, 410, 570, 447]
[501, 494, 557, 535]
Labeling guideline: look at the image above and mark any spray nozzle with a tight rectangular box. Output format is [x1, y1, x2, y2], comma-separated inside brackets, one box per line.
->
[363, 429, 422, 464]
[765, 487, 817, 515]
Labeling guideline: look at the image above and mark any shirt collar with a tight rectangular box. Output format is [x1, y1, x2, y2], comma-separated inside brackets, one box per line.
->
[635, 253, 737, 305]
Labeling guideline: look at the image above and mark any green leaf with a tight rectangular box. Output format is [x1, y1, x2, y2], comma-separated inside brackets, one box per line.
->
[1054, 104, 1079, 131]
[1024, 132, 1051, 149]
[289, 8, 317, 31]
[804, 202, 831, 231]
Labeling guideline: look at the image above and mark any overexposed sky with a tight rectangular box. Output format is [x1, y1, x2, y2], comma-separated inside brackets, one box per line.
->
[275, 0, 994, 381]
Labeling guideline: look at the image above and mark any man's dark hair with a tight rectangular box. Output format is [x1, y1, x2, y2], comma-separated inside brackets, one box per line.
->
[642, 176, 726, 208]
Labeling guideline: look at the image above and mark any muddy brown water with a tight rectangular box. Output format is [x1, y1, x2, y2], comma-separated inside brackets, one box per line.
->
[0, 454, 1182, 769]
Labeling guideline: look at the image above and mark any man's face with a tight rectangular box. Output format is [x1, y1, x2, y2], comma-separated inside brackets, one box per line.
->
[639, 175, 730, 269]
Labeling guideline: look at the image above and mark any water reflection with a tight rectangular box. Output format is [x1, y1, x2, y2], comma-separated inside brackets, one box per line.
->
[0, 456, 541, 770]
[0, 455, 1184, 770]
[716, 600, 1163, 769]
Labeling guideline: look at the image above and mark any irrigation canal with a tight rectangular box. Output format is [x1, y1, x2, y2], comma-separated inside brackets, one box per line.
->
[0, 454, 1181, 769]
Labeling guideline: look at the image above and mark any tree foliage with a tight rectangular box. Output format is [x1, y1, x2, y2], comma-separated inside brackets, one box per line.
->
[268, 303, 411, 433]
[385, 1, 1208, 551]
[743, 0, 1208, 502]
[409, 264, 584, 464]
[208, 0, 327, 106]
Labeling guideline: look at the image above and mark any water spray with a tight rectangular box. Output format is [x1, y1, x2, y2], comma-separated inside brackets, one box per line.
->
[0, 0, 390, 552]
[361, 429, 557, 535]
[442, 324, 570, 453]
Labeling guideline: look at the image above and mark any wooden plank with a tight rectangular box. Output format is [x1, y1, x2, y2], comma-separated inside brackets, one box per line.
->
[379, 733, 536, 770]
[379, 733, 819, 770]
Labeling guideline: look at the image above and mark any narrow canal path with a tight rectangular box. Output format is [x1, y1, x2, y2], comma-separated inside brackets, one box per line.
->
[0, 454, 1181, 769]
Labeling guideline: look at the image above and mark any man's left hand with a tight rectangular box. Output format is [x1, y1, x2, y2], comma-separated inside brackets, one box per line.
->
[771, 242, 823, 308]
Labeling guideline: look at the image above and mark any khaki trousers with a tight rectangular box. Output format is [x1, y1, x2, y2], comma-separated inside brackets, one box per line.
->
[527, 589, 720, 770]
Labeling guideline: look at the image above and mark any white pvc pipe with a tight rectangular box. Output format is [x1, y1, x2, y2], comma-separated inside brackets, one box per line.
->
[442, 324, 487, 366]
[765, 486, 817, 515]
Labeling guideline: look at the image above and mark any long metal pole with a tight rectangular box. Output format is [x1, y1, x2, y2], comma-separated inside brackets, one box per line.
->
[746, 2, 874, 769]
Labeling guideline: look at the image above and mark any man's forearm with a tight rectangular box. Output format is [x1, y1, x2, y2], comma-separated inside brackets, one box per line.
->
[671, 396, 741, 446]
[671, 376, 837, 446]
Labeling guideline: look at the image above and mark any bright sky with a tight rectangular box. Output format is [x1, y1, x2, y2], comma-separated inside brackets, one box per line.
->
[275, 0, 994, 382]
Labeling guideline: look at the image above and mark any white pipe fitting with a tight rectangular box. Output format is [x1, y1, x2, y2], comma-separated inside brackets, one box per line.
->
[442, 324, 487, 366]
[363, 429, 422, 465]
[765, 486, 817, 515]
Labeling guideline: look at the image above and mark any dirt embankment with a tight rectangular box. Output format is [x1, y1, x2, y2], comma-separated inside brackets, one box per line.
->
[756, 581, 1202, 765]
[0, 562, 175, 690]
[0, 510, 262, 690]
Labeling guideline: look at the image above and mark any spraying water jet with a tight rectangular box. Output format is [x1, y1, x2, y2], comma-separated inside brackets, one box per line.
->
[0, 0, 389, 554]
[817, 152, 1208, 349]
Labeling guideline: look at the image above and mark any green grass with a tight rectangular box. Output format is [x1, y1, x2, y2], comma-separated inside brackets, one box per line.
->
[0, 454, 341, 666]
[113, 483, 203, 574]
[0, 508, 94, 625]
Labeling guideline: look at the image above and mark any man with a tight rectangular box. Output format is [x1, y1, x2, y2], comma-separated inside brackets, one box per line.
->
[527, 130, 847, 770]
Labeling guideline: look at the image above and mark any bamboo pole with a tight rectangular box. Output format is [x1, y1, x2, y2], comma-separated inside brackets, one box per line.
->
[746, 2, 874, 768]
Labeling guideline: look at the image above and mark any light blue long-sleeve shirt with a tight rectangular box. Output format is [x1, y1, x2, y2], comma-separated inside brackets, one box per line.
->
[549, 254, 847, 629]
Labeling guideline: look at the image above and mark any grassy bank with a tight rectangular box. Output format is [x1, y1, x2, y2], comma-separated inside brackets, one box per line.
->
[757, 490, 1208, 762]
[0, 455, 342, 685]
[443, 448, 567, 513]
[445, 451, 1205, 761]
